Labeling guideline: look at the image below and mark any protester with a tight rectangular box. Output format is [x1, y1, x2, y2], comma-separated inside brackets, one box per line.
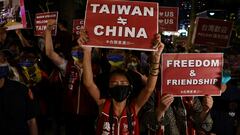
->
[17, 47, 50, 135]
[0, 49, 38, 135]
[140, 47, 231, 135]
[78, 28, 164, 134]
[45, 20, 98, 135]
[54, 19, 73, 60]
[141, 95, 214, 135]
[210, 71, 240, 135]
[95, 48, 147, 100]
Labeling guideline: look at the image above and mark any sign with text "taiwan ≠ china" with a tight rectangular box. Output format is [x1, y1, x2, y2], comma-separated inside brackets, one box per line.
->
[161, 53, 223, 96]
[84, 0, 159, 51]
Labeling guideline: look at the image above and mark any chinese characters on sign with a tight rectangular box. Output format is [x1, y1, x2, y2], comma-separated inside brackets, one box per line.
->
[161, 53, 223, 96]
[84, 0, 159, 51]
[192, 17, 233, 48]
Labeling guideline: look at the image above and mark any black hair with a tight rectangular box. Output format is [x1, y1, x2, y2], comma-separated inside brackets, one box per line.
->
[108, 69, 133, 88]
[108, 69, 134, 134]
[58, 19, 68, 29]
[0, 49, 13, 60]
[22, 47, 38, 54]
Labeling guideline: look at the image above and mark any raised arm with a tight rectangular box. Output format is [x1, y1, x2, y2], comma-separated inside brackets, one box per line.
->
[27, 118, 38, 135]
[44, 19, 65, 66]
[134, 34, 164, 114]
[79, 30, 105, 106]
[15, 29, 32, 47]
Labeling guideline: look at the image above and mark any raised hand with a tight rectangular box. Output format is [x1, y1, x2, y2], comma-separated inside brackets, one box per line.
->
[77, 29, 91, 52]
[151, 34, 165, 62]
[46, 19, 57, 31]
[158, 94, 174, 112]
[202, 95, 213, 112]
[156, 94, 174, 121]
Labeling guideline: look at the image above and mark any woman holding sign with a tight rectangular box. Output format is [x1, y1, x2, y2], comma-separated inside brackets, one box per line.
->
[78, 29, 164, 135]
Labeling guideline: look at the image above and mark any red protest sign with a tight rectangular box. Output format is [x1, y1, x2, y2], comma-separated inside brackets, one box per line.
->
[84, 0, 159, 51]
[159, 6, 179, 32]
[34, 12, 58, 36]
[161, 53, 223, 96]
[1, 0, 27, 30]
[72, 19, 84, 35]
[192, 17, 233, 48]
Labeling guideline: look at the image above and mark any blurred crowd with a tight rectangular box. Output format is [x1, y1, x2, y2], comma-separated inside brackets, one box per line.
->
[0, 16, 239, 135]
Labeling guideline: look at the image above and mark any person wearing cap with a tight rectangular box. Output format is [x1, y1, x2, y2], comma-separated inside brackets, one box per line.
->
[0, 49, 38, 135]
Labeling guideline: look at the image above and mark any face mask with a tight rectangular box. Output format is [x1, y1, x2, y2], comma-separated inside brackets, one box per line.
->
[0, 64, 9, 78]
[107, 54, 124, 67]
[18, 60, 35, 67]
[72, 50, 83, 61]
[109, 85, 131, 102]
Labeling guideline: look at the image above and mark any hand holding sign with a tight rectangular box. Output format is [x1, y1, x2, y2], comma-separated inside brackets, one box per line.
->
[46, 19, 57, 31]
[35, 12, 58, 36]
[156, 94, 174, 120]
[151, 34, 165, 63]
[202, 95, 213, 113]
[77, 29, 91, 52]
[149, 34, 165, 76]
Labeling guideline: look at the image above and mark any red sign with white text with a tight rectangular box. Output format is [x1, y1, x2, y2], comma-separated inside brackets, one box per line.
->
[84, 0, 159, 51]
[159, 6, 179, 32]
[161, 53, 223, 96]
[34, 12, 58, 36]
[72, 19, 84, 35]
[192, 17, 233, 48]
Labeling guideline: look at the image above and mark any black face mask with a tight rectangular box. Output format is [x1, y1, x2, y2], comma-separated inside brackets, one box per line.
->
[109, 85, 131, 102]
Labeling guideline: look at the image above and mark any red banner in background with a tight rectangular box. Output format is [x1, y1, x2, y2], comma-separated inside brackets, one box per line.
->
[161, 53, 223, 96]
[159, 6, 179, 32]
[72, 19, 84, 35]
[84, 0, 159, 51]
[34, 12, 58, 36]
[1, 0, 27, 30]
[192, 17, 233, 48]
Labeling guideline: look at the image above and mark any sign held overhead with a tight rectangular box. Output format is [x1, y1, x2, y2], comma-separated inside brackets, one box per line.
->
[84, 0, 159, 51]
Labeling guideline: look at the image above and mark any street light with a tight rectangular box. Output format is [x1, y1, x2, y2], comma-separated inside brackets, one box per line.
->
[209, 12, 215, 16]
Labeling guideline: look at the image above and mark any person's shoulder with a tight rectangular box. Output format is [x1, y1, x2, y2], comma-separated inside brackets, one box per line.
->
[7, 79, 28, 90]
[3, 79, 29, 96]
